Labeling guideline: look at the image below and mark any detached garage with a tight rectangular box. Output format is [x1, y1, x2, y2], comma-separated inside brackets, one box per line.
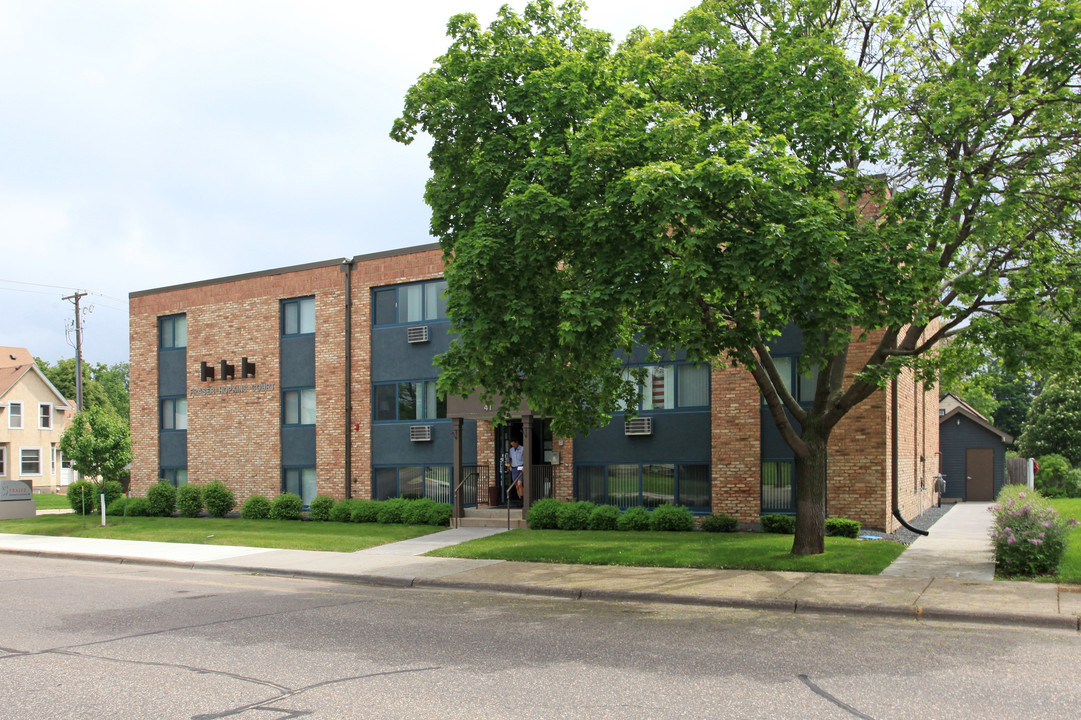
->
[939, 394, 1013, 501]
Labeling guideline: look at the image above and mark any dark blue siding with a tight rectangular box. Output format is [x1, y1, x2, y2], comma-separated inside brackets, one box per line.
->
[282, 426, 317, 466]
[280, 336, 316, 387]
[940, 417, 1008, 499]
[574, 412, 710, 464]
[371, 421, 477, 466]
[158, 350, 186, 397]
[159, 431, 187, 468]
[371, 322, 452, 383]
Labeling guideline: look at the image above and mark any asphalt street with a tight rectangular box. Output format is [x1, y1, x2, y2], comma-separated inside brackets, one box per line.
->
[2, 555, 1079, 719]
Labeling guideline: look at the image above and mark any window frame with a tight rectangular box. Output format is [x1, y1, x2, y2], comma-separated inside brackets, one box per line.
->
[20, 447, 42, 476]
[574, 462, 711, 513]
[282, 466, 318, 507]
[160, 468, 188, 487]
[159, 314, 187, 350]
[0, 446, 7, 477]
[760, 458, 797, 514]
[8, 402, 22, 429]
[619, 362, 710, 413]
[282, 387, 316, 426]
[281, 296, 316, 337]
[38, 402, 52, 430]
[372, 279, 449, 326]
[160, 397, 188, 431]
[371, 464, 452, 503]
[761, 355, 817, 406]
[372, 380, 446, 422]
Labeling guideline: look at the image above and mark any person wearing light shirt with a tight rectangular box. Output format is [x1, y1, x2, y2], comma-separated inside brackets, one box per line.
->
[506, 438, 524, 505]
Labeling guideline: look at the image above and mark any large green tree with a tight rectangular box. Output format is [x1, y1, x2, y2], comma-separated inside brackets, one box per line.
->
[1018, 378, 1081, 464]
[394, 0, 1081, 554]
[36, 358, 130, 423]
[59, 405, 132, 484]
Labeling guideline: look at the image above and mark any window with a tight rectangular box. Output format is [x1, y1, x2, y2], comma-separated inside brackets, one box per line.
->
[0, 446, 6, 477]
[161, 397, 188, 430]
[160, 468, 188, 487]
[159, 314, 187, 349]
[761, 460, 795, 513]
[283, 467, 317, 507]
[762, 355, 817, 404]
[373, 381, 445, 421]
[8, 402, 22, 429]
[373, 465, 452, 503]
[575, 463, 710, 511]
[20, 448, 41, 476]
[51, 445, 57, 475]
[283, 388, 316, 425]
[282, 297, 316, 336]
[621, 363, 709, 411]
[39, 403, 52, 430]
[373, 280, 448, 325]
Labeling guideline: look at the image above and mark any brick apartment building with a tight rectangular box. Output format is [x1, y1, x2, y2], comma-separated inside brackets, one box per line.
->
[129, 243, 939, 532]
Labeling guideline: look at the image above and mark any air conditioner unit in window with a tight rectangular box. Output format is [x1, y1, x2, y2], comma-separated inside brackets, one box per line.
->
[409, 425, 432, 442]
[624, 417, 653, 436]
[406, 325, 430, 344]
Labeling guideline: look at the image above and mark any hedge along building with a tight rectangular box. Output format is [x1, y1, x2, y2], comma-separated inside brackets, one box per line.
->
[129, 243, 939, 532]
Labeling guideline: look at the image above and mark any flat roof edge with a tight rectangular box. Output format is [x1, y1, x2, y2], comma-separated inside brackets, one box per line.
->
[129, 243, 443, 299]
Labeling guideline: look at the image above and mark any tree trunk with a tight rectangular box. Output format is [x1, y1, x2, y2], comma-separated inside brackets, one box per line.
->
[791, 436, 828, 555]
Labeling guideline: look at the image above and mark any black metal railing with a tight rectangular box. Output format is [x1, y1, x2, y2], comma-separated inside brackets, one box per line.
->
[529, 464, 554, 501]
[454, 465, 487, 507]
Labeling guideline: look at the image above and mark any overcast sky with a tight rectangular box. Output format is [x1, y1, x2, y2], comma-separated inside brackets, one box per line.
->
[0, 0, 697, 367]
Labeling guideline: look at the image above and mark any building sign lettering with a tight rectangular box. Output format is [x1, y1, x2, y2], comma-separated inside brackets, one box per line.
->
[190, 382, 275, 398]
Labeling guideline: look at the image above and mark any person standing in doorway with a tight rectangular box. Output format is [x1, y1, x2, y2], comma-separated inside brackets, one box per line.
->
[506, 438, 524, 506]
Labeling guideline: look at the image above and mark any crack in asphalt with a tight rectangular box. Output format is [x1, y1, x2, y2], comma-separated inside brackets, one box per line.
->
[799, 674, 877, 720]
[190, 666, 443, 720]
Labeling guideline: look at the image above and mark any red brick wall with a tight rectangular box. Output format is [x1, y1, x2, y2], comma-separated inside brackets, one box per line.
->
[711, 361, 761, 523]
[129, 263, 347, 503]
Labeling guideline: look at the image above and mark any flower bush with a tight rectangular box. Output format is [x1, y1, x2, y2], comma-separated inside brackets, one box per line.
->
[991, 486, 1078, 577]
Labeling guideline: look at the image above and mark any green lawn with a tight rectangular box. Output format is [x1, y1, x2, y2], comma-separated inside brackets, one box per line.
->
[1050, 498, 1081, 584]
[32, 494, 73, 510]
[0, 515, 440, 552]
[429, 529, 906, 575]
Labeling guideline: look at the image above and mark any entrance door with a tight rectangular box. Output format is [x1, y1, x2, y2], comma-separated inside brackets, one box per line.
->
[494, 420, 551, 505]
[965, 448, 995, 501]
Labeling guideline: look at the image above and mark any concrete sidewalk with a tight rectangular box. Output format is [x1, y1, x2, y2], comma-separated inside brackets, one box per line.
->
[880, 502, 996, 580]
[1, 525, 1078, 632]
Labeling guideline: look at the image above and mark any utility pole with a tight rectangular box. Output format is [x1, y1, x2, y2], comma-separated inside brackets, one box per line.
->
[63, 291, 87, 413]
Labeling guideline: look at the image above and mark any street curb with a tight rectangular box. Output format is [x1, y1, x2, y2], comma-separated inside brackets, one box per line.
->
[3, 547, 1077, 632]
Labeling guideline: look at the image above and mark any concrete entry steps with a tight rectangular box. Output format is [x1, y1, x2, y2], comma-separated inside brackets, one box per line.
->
[452, 507, 527, 529]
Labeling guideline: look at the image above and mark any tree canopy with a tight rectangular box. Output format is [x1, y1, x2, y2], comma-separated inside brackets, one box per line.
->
[59, 405, 132, 484]
[394, 0, 1081, 554]
[36, 358, 129, 423]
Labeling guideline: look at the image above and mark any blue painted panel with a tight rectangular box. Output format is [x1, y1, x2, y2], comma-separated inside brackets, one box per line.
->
[371, 422, 460, 466]
[573, 412, 710, 464]
[159, 431, 187, 468]
[281, 426, 316, 466]
[760, 406, 803, 459]
[371, 322, 451, 383]
[281, 336, 315, 387]
[158, 350, 187, 397]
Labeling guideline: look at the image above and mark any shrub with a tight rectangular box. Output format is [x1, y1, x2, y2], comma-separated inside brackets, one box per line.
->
[147, 480, 177, 517]
[377, 497, 409, 524]
[649, 504, 695, 532]
[761, 514, 796, 534]
[330, 499, 358, 523]
[587, 504, 620, 531]
[556, 501, 594, 530]
[203, 481, 237, 518]
[66, 480, 98, 515]
[991, 488, 1078, 576]
[308, 495, 335, 521]
[125, 497, 150, 517]
[424, 502, 452, 526]
[270, 493, 303, 520]
[351, 499, 382, 523]
[617, 506, 651, 531]
[825, 518, 861, 538]
[401, 498, 435, 525]
[700, 513, 738, 533]
[106, 496, 127, 517]
[240, 495, 271, 520]
[176, 484, 204, 518]
[526, 498, 561, 529]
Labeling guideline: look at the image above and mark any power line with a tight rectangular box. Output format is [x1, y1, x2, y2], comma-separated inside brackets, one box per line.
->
[0, 278, 125, 303]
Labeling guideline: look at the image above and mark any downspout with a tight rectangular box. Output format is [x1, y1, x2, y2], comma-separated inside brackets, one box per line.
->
[892, 375, 928, 535]
[342, 258, 353, 499]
